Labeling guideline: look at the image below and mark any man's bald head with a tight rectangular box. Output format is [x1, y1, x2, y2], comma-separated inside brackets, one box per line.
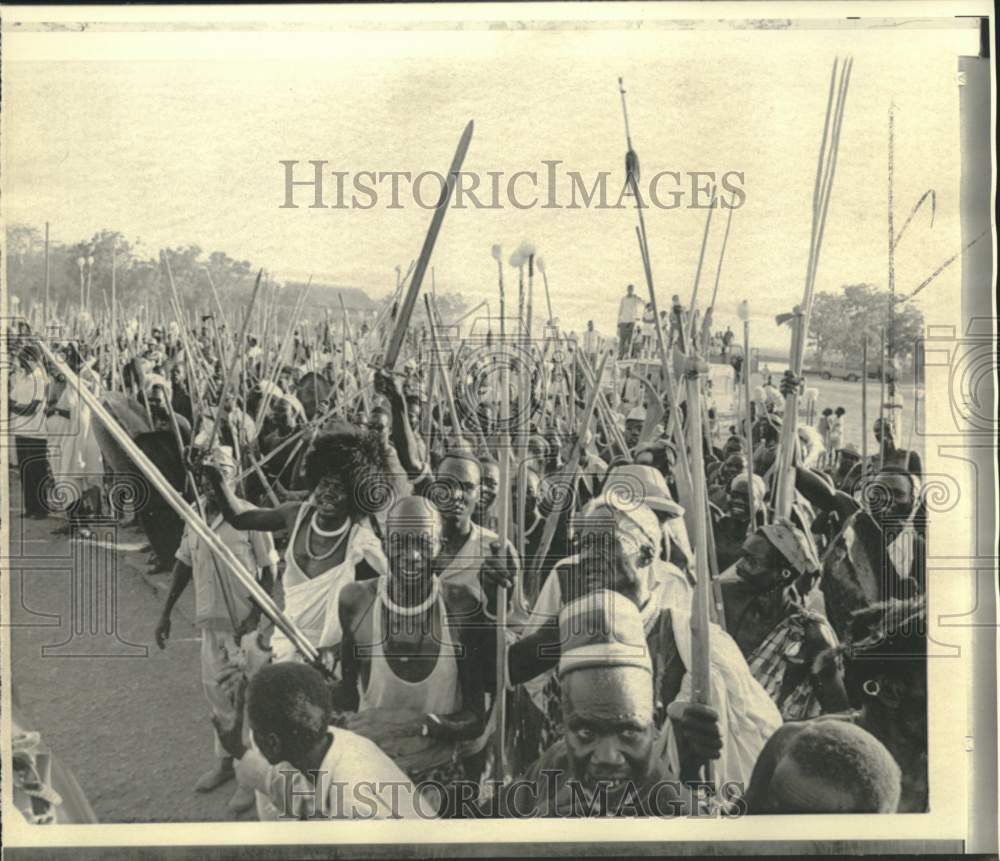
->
[386, 496, 442, 583]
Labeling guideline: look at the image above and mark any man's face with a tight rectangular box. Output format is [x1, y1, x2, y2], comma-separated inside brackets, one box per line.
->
[625, 420, 643, 449]
[436, 457, 481, 524]
[478, 462, 500, 511]
[386, 523, 441, 584]
[571, 513, 648, 603]
[313, 474, 350, 520]
[720, 455, 746, 489]
[406, 400, 421, 428]
[736, 532, 774, 584]
[148, 388, 167, 418]
[869, 473, 914, 524]
[728, 487, 751, 523]
[272, 399, 293, 428]
[368, 411, 391, 443]
[562, 668, 656, 792]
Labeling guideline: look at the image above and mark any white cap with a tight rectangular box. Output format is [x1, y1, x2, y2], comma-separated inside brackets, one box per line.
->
[626, 406, 647, 423]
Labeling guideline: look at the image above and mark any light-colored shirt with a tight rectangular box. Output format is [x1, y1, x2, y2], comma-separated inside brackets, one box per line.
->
[236, 727, 425, 819]
[617, 294, 643, 325]
[174, 499, 278, 630]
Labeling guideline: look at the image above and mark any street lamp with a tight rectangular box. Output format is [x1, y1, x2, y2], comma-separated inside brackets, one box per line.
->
[76, 256, 86, 312]
[86, 255, 95, 310]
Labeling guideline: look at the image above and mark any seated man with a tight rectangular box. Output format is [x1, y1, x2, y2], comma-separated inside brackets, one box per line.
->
[213, 663, 426, 819]
[744, 717, 901, 814]
[336, 496, 488, 806]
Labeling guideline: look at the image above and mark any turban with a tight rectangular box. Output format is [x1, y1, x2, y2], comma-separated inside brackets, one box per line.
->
[759, 519, 820, 577]
[578, 497, 661, 554]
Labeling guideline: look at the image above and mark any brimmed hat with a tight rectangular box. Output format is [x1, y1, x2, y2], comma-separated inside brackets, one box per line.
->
[604, 464, 684, 519]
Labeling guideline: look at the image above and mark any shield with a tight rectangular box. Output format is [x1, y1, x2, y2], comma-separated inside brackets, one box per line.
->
[131, 430, 187, 567]
[92, 393, 153, 477]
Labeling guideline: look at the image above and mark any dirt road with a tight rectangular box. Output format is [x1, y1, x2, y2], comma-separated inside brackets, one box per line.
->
[7, 471, 246, 823]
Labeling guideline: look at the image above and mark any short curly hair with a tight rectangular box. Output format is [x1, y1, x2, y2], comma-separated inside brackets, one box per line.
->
[303, 424, 390, 516]
[247, 663, 331, 762]
[784, 720, 902, 812]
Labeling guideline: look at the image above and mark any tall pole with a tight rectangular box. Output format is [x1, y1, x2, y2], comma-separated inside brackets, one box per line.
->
[738, 301, 756, 535]
[861, 335, 869, 474]
[878, 326, 887, 471]
[111, 242, 118, 394]
[43, 222, 50, 331]
[886, 104, 897, 415]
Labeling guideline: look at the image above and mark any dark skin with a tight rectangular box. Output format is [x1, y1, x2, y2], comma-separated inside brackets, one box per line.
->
[374, 370, 426, 479]
[475, 460, 500, 525]
[561, 667, 661, 791]
[205, 466, 380, 583]
[212, 678, 333, 779]
[154, 476, 274, 648]
[431, 456, 482, 575]
[335, 513, 486, 746]
[480, 521, 722, 781]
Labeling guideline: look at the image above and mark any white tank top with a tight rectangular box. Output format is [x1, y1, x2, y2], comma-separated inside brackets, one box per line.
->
[358, 587, 461, 716]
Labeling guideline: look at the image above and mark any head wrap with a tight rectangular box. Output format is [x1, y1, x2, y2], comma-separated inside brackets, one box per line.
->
[579, 497, 660, 554]
[758, 518, 820, 576]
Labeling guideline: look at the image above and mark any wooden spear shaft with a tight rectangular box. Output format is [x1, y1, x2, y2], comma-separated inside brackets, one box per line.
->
[36, 337, 319, 663]
[493, 347, 512, 784]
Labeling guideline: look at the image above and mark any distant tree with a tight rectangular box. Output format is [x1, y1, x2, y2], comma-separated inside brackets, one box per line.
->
[808, 283, 924, 365]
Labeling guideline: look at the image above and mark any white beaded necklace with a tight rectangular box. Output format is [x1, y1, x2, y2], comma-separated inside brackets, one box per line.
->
[377, 575, 439, 617]
[305, 511, 350, 561]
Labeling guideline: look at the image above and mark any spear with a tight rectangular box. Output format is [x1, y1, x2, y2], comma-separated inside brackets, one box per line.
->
[383, 121, 475, 371]
[529, 352, 610, 587]
[879, 325, 887, 472]
[535, 257, 555, 326]
[738, 300, 757, 535]
[35, 336, 319, 664]
[493, 336, 513, 783]
[491, 244, 505, 339]
[773, 56, 853, 519]
[204, 269, 264, 454]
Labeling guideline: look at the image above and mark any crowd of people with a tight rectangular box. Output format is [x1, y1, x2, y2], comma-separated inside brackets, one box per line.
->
[5, 285, 928, 821]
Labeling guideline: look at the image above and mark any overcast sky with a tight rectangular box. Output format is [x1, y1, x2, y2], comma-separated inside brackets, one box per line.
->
[3, 9, 980, 350]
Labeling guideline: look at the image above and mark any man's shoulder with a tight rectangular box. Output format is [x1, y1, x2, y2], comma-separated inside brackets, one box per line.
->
[340, 578, 377, 614]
